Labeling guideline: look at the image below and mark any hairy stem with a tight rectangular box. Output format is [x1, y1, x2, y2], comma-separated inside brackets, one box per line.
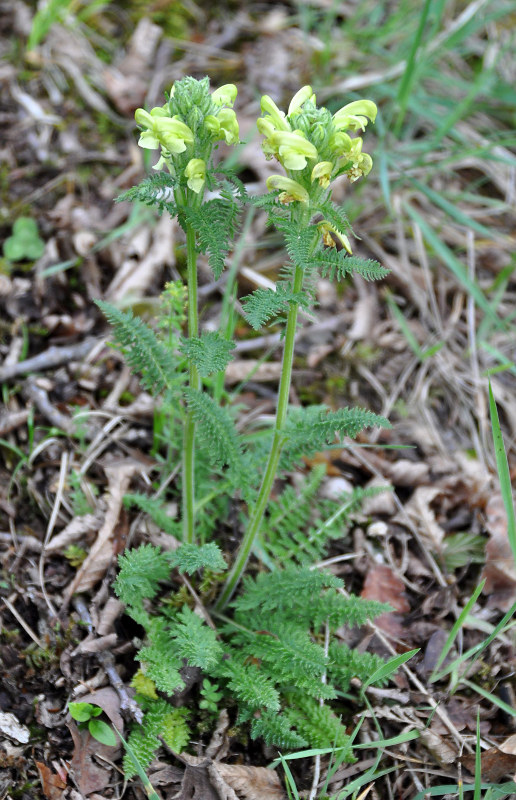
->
[179, 190, 201, 544]
[216, 252, 306, 609]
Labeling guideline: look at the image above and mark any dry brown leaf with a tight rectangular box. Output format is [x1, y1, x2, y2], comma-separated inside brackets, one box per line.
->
[68, 688, 123, 797]
[211, 763, 285, 800]
[460, 747, 516, 781]
[361, 564, 410, 639]
[405, 486, 446, 549]
[481, 492, 516, 611]
[500, 734, 516, 755]
[105, 215, 175, 302]
[35, 761, 67, 799]
[45, 511, 103, 553]
[64, 460, 143, 599]
[419, 729, 457, 765]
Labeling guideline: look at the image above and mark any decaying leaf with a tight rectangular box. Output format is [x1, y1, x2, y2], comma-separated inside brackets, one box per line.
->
[64, 460, 143, 599]
[481, 492, 516, 611]
[36, 761, 67, 800]
[419, 728, 457, 766]
[0, 711, 30, 743]
[68, 688, 123, 796]
[361, 564, 410, 638]
[211, 763, 285, 800]
[460, 747, 516, 782]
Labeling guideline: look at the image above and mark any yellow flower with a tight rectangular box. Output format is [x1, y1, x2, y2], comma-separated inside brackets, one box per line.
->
[318, 222, 352, 253]
[343, 137, 373, 182]
[288, 85, 315, 116]
[272, 131, 318, 170]
[311, 161, 333, 188]
[212, 84, 238, 106]
[217, 108, 240, 145]
[333, 100, 377, 132]
[266, 175, 309, 204]
[134, 107, 194, 154]
[260, 95, 291, 132]
[184, 158, 206, 193]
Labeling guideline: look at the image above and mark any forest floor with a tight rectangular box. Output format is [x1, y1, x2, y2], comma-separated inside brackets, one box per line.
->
[1, 1, 516, 799]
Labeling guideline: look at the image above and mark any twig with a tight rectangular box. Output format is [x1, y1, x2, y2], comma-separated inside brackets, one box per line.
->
[73, 597, 143, 723]
[39, 450, 69, 617]
[23, 379, 73, 433]
[0, 337, 99, 382]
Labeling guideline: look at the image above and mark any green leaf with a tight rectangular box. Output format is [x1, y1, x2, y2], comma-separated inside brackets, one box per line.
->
[180, 331, 235, 377]
[169, 542, 227, 574]
[68, 702, 96, 722]
[362, 649, 419, 691]
[115, 544, 171, 608]
[96, 301, 182, 394]
[183, 388, 244, 477]
[489, 381, 516, 566]
[242, 283, 309, 330]
[170, 605, 222, 670]
[88, 718, 117, 747]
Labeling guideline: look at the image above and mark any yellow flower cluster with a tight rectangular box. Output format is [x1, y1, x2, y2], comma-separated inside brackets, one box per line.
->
[257, 86, 376, 200]
[256, 86, 377, 253]
[134, 80, 239, 195]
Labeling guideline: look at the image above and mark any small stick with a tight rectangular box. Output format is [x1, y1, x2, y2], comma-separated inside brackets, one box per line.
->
[0, 337, 99, 382]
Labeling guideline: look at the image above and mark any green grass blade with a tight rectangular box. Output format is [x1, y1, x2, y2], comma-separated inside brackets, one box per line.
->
[429, 580, 485, 682]
[405, 204, 502, 327]
[489, 381, 516, 566]
[362, 649, 419, 691]
[394, 0, 433, 134]
[113, 726, 161, 800]
[474, 710, 482, 800]
[407, 177, 496, 240]
[432, 599, 516, 682]
[462, 679, 516, 719]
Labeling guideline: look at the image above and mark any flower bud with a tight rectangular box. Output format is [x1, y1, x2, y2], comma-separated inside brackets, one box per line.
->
[184, 158, 206, 193]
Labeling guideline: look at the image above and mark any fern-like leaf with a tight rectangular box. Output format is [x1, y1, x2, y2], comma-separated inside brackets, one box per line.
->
[183, 388, 244, 481]
[233, 567, 342, 616]
[242, 283, 310, 330]
[115, 545, 170, 610]
[123, 494, 181, 538]
[180, 331, 235, 377]
[116, 172, 178, 216]
[123, 698, 190, 778]
[96, 301, 181, 394]
[169, 542, 227, 574]
[168, 605, 222, 670]
[250, 710, 307, 749]
[327, 641, 387, 691]
[284, 693, 353, 752]
[183, 196, 241, 279]
[218, 657, 280, 711]
[137, 619, 184, 696]
[282, 404, 391, 468]
[314, 249, 390, 282]
[261, 470, 390, 567]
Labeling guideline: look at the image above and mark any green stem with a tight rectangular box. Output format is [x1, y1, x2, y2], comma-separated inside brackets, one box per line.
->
[216, 257, 305, 609]
[179, 189, 201, 544]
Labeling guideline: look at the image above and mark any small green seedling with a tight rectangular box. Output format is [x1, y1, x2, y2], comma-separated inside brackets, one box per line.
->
[68, 701, 117, 746]
[199, 678, 223, 714]
[3, 217, 45, 261]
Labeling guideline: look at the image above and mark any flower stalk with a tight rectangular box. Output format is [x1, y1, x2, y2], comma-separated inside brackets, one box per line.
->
[217, 86, 377, 607]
